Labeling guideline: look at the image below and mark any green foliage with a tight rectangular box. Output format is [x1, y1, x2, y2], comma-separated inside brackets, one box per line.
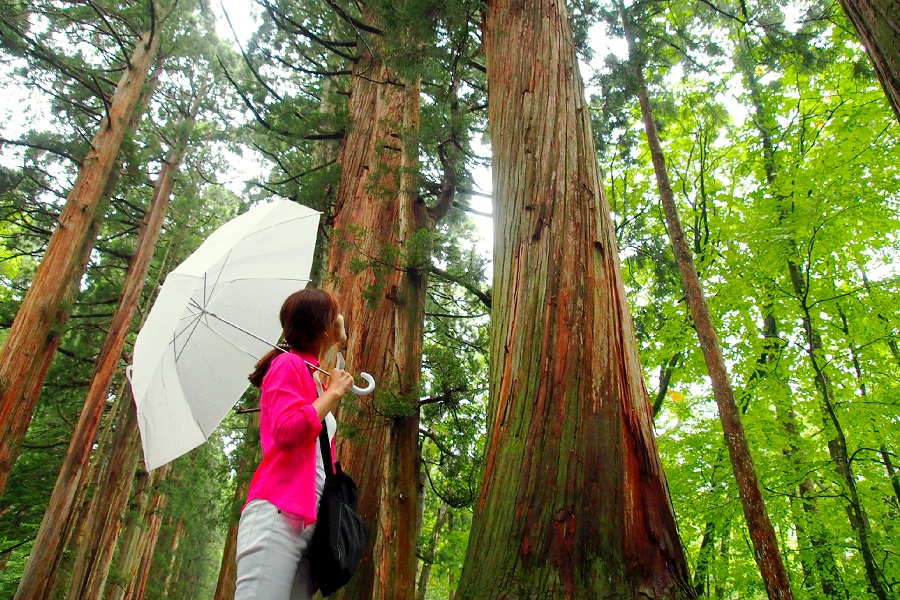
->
[3, 0, 900, 597]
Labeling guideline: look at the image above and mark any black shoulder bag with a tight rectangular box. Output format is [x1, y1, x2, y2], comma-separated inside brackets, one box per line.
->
[308, 422, 369, 597]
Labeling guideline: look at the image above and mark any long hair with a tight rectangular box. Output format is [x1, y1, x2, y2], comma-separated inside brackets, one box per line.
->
[248, 288, 339, 387]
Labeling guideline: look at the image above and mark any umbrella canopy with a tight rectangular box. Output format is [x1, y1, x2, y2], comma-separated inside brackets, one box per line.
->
[130, 200, 321, 470]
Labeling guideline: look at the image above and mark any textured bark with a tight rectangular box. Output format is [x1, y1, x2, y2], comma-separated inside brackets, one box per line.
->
[214, 414, 261, 600]
[15, 87, 195, 600]
[456, 0, 693, 597]
[0, 29, 161, 500]
[65, 395, 142, 600]
[839, 0, 900, 122]
[322, 46, 424, 600]
[622, 13, 792, 598]
[123, 466, 170, 600]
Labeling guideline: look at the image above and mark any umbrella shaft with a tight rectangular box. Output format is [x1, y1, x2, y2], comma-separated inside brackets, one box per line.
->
[196, 305, 332, 378]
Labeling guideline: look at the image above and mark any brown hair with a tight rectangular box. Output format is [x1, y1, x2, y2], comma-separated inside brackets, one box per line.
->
[248, 288, 339, 387]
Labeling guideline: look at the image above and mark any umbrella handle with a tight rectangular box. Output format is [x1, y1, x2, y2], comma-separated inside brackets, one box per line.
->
[351, 372, 376, 395]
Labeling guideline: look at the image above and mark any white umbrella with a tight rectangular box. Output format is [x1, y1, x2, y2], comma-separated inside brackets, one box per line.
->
[129, 200, 322, 470]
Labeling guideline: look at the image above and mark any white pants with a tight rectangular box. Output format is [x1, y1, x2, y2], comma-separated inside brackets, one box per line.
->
[235, 499, 317, 600]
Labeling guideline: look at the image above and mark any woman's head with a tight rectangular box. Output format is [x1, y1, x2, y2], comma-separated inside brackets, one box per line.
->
[248, 288, 343, 387]
[280, 288, 339, 354]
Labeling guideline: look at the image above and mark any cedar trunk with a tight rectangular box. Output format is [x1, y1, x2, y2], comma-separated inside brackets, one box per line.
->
[0, 29, 160, 499]
[66, 396, 142, 600]
[322, 49, 424, 600]
[122, 465, 170, 600]
[839, 0, 900, 122]
[456, 0, 693, 597]
[214, 414, 261, 600]
[623, 14, 793, 598]
[14, 94, 194, 600]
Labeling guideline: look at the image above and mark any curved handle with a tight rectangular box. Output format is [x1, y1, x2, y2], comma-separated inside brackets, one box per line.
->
[351, 372, 376, 395]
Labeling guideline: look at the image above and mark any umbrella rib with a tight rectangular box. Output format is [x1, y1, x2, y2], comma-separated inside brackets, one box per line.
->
[174, 304, 207, 362]
[198, 308, 331, 377]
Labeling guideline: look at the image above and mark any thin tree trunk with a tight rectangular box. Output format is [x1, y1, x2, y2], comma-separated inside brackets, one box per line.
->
[416, 504, 450, 600]
[791, 291, 887, 600]
[838, 0, 900, 122]
[123, 466, 170, 600]
[14, 85, 198, 600]
[161, 518, 185, 596]
[66, 394, 142, 600]
[693, 519, 717, 598]
[213, 414, 261, 600]
[457, 0, 693, 596]
[103, 466, 155, 600]
[0, 28, 161, 500]
[741, 58, 887, 600]
[621, 12, 791, 599]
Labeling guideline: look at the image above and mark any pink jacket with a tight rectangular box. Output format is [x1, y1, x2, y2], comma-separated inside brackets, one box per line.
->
[244, 350, 335, 522]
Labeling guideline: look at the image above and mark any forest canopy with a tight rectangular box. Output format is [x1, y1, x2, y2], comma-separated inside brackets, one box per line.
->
[0, 0, 898, 598]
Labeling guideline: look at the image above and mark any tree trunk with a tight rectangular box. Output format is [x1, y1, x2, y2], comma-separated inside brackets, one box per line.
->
[416, 504, 449, 600]
[621, 12, 792, 599]
[456, 0, 693, 596]
[741, 59, 887, 600]
[103, 465, 154, 600]
[791, 288, 888, 600]
[0, 28, 161, 500]
[213, 414, 261, 600]
[692, 519, 717, 598]
[322, 46, 424, 600]
[123, 465, 170, 600]
[161, 518, 185, 596]
[838, 0, 900, 123]
[14, 86, 197, 600]
[66, 394, 142, 600]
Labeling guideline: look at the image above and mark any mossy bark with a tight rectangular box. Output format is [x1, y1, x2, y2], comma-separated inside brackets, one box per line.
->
[456, 0, 694, 597]
[322, 48, 423, 600]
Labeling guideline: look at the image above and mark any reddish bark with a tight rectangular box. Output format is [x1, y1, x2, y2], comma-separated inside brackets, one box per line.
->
[622, 11, 793, 598]
[15, 88, 196, 600]
[65, 395, 142, 600]
[0, 29, 161, 500]
[839, 0, 900, 122]
[322, 48, 424, 600]
[456, 0, 693, 596]
[123, 465, 170, 600]
[214, 414, 261, 600]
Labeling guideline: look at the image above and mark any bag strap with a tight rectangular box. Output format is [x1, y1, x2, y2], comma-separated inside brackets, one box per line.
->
[309, 363, 337, 480]
[318, 421, 335, 479]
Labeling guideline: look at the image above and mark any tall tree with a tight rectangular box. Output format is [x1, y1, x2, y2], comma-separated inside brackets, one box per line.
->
[456, 0, 694, 595]
[0, 9, 163, 499]
[618, 5, 793, 598]
[14, 79, 207, 600]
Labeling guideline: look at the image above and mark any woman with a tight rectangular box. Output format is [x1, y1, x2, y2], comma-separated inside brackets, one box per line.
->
[235, 288, 354, 600]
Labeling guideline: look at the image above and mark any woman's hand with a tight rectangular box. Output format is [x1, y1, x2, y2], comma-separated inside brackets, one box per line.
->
[328, 369, 354, 397]
[313, 368, 354, 420]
